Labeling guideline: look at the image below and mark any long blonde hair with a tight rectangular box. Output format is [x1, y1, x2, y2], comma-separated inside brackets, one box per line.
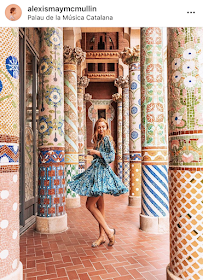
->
[93, 118, 115, 149]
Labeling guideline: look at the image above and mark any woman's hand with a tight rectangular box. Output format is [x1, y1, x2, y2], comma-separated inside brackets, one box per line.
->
[87, 149, 95, 156]
[87, 149, 101, 157]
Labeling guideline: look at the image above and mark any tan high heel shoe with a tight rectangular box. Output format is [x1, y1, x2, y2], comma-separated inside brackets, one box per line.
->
[108, 229, 116, 246]
[92, 238, 106, 248]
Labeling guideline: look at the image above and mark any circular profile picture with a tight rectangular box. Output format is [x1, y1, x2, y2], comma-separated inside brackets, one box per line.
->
[5, 4, 22, 21]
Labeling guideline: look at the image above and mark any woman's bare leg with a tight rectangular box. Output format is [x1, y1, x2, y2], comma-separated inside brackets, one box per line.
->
[86, 196, 114, 243]
[97, 196, 105, 237]
[92, 196, 106, 246]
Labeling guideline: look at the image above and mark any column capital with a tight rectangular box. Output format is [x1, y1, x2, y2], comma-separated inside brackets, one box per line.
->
[63, 46, 86, 64]
[120, 46, 140, 65]
[114, 75, 129, 88]
[77, 76, 90, 88]
[112, 92, 122, 102]
[84, 93, 92, 101]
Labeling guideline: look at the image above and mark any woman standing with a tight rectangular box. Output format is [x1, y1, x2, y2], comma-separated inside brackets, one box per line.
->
[69, 118, 128, 247]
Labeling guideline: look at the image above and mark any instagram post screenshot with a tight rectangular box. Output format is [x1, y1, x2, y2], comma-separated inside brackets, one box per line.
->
[0, 1, 202, 280]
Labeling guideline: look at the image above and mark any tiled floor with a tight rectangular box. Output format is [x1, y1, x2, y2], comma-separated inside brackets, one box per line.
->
[20, 194, 169, 280]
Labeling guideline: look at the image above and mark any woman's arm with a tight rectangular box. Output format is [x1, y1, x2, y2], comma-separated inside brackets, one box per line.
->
[88, 149, 101, 157]
[100, 136, 115, 164]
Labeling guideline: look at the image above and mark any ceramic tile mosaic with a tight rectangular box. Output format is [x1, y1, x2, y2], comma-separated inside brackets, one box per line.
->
[0, 172, 20, 278]
[112, 93, 122, 179]
[129, 63, 141, 151]
[168, 27, 203, 280]
[77, 87, 84, 156]
[38, 28, 65, 218]
[64, 60, 79, 199]
[141, 165, 168, 217]
[38, 147, 65, 217]
[39, 28, 64, 147]
[169, 169, 203, 280]
[0, 28, 19, 138]
[122, 84, 130, 188]
[119, 47, 141, 199]
[66, 164, 79, 198]
[0, 27, 20, 278]
[77, 76, 89, 174]
[129, 63, 141, 198]
[130, 162, 142, 196]
[141, 27, 168, 217]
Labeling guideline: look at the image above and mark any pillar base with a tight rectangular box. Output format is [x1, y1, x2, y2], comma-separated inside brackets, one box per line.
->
[139, 213, 169, 234]
[66, 197, 81, 208]
[166, 265, 181, 280]
[36, 213, 68, 234]
[1, 261, 23, 280]
[128, 196, 141, 207]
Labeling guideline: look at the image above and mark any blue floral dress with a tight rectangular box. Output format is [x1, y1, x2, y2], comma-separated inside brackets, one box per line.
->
[68, 136, 129, 197]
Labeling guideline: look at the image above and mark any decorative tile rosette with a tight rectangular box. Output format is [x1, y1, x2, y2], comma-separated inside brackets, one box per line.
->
[168, 27, 203, 280]
[39, 28, 64, 147]
[168, 27, 203, 133]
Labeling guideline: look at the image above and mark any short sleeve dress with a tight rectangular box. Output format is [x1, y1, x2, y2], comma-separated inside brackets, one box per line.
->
[68, 136, 128, 197]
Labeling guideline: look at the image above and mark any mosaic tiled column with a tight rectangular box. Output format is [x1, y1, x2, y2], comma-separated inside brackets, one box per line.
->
[115, 76, 130, 188]
[84, 93, 92, 169]
[64, 46, 86, 208]
[139, 28, 169, 233]
[77, 76, 89, 173]
[112, 92, 123, 180]
[37, 28, 67, 234]
[166, 27, 203, 280]
[120, 47, 142, 206]
[0, 28, 23, 280]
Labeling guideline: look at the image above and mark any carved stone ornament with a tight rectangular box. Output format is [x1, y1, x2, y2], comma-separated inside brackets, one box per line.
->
[63, 45, 86, 64]
[120, 45, 140, 65]
[112, 92, 122, 102]
[86, 51, 119, 58]
[77, 76, 90, 88]
[87, 73, 116, 78]
[84, 93, 92, 101]
[114, 75, 129, 88]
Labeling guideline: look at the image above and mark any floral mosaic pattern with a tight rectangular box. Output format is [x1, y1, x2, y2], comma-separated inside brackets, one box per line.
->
[38, 28, 65, 218]
[168, 28, 203, 280]
[0, 28, 19, 137]
[141, 28, 168, 218]
[129, 62, 141, 199]
[170, 134, 203, 166]
[39, 28, 64, 147]
[168, 28, 203, 133]
[141, 28, 167, 147]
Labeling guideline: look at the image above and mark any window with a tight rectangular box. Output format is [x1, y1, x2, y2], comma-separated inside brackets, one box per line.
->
[88, 63, 95, 72]
[98, 63, 105, 71]
[98, 109, 106, 119]
[98, 36, 105, 50]
[108, 63, 115, 71]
